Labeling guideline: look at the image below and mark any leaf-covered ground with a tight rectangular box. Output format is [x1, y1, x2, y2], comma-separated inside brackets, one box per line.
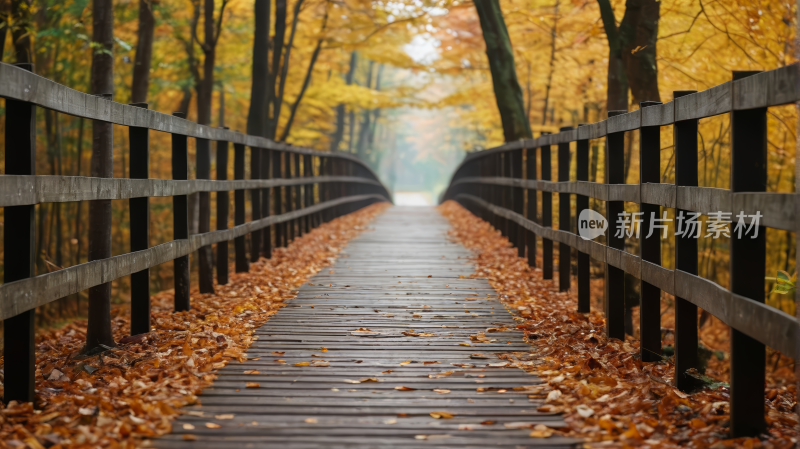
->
[0, 202, 389, 448]
[439, 201, 799, 448]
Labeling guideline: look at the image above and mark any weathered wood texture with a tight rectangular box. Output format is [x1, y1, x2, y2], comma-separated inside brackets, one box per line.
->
[151, 207, 578, 448]
[443, 64, 800, 438]
[0, 194, 386, 321]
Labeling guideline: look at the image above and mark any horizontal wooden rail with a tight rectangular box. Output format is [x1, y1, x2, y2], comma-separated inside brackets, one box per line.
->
[0, 193, 387, 321]
[449, 177, 795, 231]
[455, 193, 798, 359]
[0, 175, 382, 206]
[0, 63, 378, 168]
[443, 64, 800, 438]
[452, 63, 799, 161]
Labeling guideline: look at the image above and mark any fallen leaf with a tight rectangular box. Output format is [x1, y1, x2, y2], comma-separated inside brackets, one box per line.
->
[423, 361, 439, 365]
[433, 389, 451, 394]
[243, 370, 260, 374]
[305, 418, 318, 423]
[182, 424, 195, 430]
[295, 362, 310, 366]
[430, 411, 455, 419]
[215, 414, 235, 420]
[399, 361, 413, 366]
[320, 347, 328, 352]
[395, 386, 416, 391]
[206, 423, 222, 429]
[529, 424, 554, 438]
[246, 382, 260, 388]
[183, 435, 197, 441]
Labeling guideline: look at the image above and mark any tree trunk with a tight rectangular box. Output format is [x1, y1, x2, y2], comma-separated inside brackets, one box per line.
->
[330, 51, 356, 151]
[540, 0, 558, 126]
[273, 0, 305, 139]
[246, 0, 270, 137]
[473, 0, 531, 141]
[597, 0, 661, 110]
[11, 0, 32, 63]
[131, 0, 156, 103]
[85, 0, 115, 353]
[280, 4, 328, 142]
[619, 0, 660, 104]
[355, 60, 374, 160]
[0, 1, 9, 62]
[266, 0, 288, 139]
[597, 0, 628, 111]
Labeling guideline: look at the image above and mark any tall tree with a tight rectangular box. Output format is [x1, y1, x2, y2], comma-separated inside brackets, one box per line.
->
[280, 1, 330, 142]
[473, 0, 531, 141]
[247, 0, 271, 138]
[131, 0, 156, 103]
[191, 0, 229, 293]
[84, 0, 115, 353]
[355, 60, 374, 160]
[10, 0, 32, 63]
[597, 0, 661, 110]
[330, 51, 357, 151]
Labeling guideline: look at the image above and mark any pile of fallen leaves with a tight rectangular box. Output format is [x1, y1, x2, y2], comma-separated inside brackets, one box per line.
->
[439, 200, 798, 448]
[0, 202, 389, 448]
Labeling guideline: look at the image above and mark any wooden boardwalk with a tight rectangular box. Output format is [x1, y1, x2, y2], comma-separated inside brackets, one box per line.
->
[154, 206, 578, 448]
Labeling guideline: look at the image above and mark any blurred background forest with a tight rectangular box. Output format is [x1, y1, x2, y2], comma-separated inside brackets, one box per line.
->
[0, 0, 796, 335]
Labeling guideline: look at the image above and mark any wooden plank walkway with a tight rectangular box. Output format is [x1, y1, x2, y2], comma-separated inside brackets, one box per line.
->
[154, 206, 578, 448]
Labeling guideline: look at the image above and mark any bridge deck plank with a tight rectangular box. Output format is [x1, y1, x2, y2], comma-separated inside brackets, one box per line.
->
[153, 206, 577, 448]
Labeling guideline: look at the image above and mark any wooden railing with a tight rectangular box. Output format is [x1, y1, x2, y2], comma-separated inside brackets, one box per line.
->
[0, 62, 392, 403]
[443, 64, 800, 438]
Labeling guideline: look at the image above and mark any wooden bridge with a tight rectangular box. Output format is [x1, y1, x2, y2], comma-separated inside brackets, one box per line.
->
[1, 61, 800, 446]
[153, 207, 576, 448]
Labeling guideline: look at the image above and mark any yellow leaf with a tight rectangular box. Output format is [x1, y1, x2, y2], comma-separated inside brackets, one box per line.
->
[430, 411, 454, 419]
[295, 362, 310, 366]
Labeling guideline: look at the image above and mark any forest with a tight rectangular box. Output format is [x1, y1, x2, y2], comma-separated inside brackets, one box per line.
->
[0, 0, 793, 330]
[0, 0, 798, 446]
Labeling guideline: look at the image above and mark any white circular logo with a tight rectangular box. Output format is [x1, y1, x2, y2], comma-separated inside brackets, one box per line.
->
[578, 209, 607, 240]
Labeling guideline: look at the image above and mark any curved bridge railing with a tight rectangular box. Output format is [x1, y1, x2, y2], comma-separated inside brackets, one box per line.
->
[0, 62, 391, 403]
[442, 64, 800, 438]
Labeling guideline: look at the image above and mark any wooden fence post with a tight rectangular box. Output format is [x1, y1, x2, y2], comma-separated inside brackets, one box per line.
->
[576, 126, 590, 312]
[274, 150, 285, 247]
[234, 142, 248, 272]
[86, 92, 115, 349]
[304, 154, 313, 232]
[249, 147, 262, 262]
[129, 102, 151, 335]
[197, 137, 214, 293]
[605, 111, 626, 340]
[287, 153, 296, 242]
[673, 90, 699, 391]
[261, 148, 272, 258]
[295, 153, 303, 235]
[172, 112, 190, 311]
[541, 140, 553, 280]
[558, 127, 573, 292]
[526, 145, 537, 268]
[3, 62, 36, 403]
[729, 71, 767, 437]
[639, 101, 663, 361]
[216, 130, 230, 285]
[511, 148, 524, 257]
